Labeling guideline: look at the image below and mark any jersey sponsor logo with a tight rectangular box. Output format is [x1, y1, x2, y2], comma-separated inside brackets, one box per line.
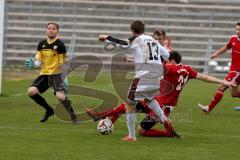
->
[53, 45, 58, 50]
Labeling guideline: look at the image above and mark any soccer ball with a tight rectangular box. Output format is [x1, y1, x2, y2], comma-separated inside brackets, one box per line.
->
[97, 118, 114, 135]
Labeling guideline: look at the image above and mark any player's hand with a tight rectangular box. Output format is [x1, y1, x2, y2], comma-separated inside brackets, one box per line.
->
[224, 80, 236, 89]
[24, 58, 34, 69]
[210, 52, 218, 59]
[98, 34, 109, 41]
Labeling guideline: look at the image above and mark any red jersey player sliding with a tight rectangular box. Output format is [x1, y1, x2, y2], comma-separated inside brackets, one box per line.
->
[86, 51, 235, 137]
[198, 22, 240, 112]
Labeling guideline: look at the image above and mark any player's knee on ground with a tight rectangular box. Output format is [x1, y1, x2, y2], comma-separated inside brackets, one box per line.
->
[56, 92, 66, 101]
[27, 87, 39, 96]
[137, 126, 145, 136]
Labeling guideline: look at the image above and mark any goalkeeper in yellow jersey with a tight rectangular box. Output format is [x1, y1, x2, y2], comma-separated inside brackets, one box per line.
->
[25, 22, 77, 123]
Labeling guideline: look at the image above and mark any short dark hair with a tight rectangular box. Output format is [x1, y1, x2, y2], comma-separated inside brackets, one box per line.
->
[169, 50, 182, 64]
[236, 22, 240, 26]
[47, 22, 59, 31]
[153, 29, 166, 38]
[130, 20, 145, 34]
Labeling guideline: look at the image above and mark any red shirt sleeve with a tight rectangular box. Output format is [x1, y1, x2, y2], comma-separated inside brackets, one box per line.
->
[186, 66, 198, 79]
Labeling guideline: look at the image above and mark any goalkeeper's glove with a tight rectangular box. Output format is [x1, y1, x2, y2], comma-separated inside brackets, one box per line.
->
[24, 58, 34, 69]
[63, 78, 69, 93]
[24, 58, 42, 69]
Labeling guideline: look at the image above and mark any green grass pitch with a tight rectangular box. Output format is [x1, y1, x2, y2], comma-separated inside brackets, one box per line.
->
[0, 72, 239, 160]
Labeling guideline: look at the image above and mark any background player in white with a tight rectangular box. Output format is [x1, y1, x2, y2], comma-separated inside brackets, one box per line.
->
[98, 20, 175, 142]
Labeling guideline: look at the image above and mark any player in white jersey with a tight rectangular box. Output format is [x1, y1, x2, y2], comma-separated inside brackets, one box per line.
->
[98, 20, 176, 142]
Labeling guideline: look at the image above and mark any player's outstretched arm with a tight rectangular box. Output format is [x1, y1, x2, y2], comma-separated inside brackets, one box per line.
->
[211, 45, 228, 59]
[98, 34, 129, 45]
[196, 72, 236, 88]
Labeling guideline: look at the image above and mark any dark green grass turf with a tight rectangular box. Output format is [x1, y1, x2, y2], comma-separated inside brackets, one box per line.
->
[0, 72, 239, 160]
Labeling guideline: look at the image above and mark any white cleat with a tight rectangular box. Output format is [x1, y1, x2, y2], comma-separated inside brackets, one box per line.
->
[198, 103, 209, 113]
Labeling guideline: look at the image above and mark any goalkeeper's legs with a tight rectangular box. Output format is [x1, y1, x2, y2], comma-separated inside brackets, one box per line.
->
[28, 86, 54, 122]
[56, 92, 77, 124]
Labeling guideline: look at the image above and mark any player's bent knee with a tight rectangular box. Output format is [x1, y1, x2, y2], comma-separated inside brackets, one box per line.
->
[27, 87, 38, 96]
[56, 92, 65, 101]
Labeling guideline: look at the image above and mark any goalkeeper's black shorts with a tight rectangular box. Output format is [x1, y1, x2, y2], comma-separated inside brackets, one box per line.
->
[31, 73, 65, 93]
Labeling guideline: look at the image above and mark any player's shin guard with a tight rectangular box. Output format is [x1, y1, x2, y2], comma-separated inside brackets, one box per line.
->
[126, 112, 137, 139]
[208, 91, 224, 111]
[30, 94, 53, 112]
[147, 99, 165, 122]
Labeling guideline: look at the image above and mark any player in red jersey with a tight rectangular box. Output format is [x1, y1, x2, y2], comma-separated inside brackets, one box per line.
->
[198, 22, 240, 112]
[86, 51, 235, 137]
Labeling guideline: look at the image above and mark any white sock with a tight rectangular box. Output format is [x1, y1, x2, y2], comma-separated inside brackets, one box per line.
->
[126, 112, 137, 139]
[147, 99, 167, 122]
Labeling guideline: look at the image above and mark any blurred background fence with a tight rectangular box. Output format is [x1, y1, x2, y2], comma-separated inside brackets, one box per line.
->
[2, 0, 240, 75]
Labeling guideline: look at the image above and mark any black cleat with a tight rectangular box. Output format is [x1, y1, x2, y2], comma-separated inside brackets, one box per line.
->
[85, 108, 101, 121]
[171, 130, 182, 139]
[71, 114, 78, 124]
[40, 110, 54, 122]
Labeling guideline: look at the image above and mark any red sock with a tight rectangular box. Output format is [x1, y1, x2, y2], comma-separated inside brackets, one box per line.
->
[98, 109, 114, 118]
[114, 103, 126, 114]
[98, 103, 126, 123]
[164, 109, 171, 117]
[142, 129, 172, 137]
[163, 119, 174, 133]
[110, 103, 126, 123]
[208, 91, 224, 111]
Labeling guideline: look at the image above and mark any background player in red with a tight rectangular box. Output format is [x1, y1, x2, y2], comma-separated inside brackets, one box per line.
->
[86, 51, 235, 137]
[198, 22, 240, 112]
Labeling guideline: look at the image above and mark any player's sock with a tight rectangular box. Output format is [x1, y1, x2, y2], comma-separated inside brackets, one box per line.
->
[142, 129, 171, 137]
[98, 103, 126, 118]
[111, 103, 126, 123]
[163, 119, 181, 138]
[208, 91, 224, 111]
[96, 103, 126, 123]
[126, 112, 137, 139]
[163, 119, 173, 133]
[147, 99, 165, 122]
[61, 99, 77, 122]
[98, 109, 114, 117]
[164, 107, 171, 117]
[30, 94, 53, 112]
